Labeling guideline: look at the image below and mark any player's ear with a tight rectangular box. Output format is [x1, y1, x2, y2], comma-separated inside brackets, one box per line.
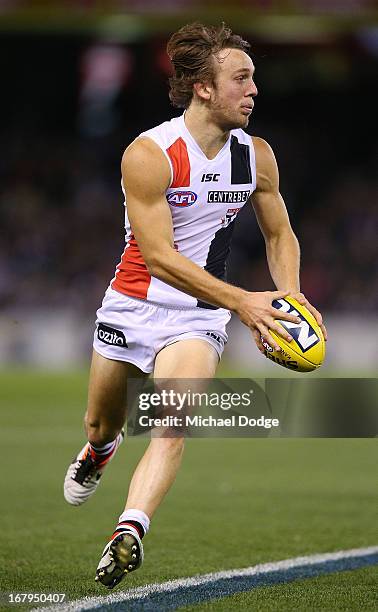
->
[193, 81, 212, 101]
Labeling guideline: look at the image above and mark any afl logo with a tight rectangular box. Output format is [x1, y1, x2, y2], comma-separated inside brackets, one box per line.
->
[167, 191, 197, 207]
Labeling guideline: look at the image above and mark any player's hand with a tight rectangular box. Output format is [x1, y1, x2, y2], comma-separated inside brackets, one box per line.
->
[236, 290, 302, 353]
[290, 292, 328, 341]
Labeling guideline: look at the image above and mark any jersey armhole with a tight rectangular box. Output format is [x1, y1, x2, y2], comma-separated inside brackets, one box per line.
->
[249, 136, 257, 194]
[160, 147, 174, 189]
[136, 135, 174, 189]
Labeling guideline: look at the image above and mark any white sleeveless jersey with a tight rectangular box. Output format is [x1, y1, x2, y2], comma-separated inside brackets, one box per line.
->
[111, 113, 256, 309]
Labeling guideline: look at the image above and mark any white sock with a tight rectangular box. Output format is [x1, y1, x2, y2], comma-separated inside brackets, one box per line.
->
[90, 439, 117, 454]
[118, 508, 150, 536]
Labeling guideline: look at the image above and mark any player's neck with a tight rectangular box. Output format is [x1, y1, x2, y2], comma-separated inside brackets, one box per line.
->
[184, 106, 230, 160]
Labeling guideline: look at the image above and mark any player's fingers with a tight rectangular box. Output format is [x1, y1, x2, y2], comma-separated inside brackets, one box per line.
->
[251, 329, 265, 354]
[292, 293, 327, 340]
[271, 307, 301, 324]
[293, 293, 323, 326]
[271, 290, 290, 300]
[305, 302, 323, 327]
[321, 322, 328, 341]
[259, 325, 281, 352]
[291, 292, 306, 304]
[270, 322, 293, 343]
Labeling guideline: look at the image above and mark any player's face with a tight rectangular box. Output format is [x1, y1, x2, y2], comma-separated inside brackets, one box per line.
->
[210, 48, 258, 130]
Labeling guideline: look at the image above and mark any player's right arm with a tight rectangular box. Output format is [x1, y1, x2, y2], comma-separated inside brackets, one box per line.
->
[122, 138, 299, 351]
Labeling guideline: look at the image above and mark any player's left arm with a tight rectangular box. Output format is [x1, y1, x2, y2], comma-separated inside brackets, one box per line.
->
[251, 136, 327, 340]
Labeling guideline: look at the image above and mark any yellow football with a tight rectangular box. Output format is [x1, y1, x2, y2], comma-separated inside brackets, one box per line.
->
[261, 296, 326, 372]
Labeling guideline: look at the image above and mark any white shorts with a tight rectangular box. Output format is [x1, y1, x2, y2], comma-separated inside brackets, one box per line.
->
[93, 287, 231, 373]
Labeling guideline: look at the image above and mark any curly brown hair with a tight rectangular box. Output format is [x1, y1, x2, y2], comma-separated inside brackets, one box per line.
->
[166, 22, 250, 109]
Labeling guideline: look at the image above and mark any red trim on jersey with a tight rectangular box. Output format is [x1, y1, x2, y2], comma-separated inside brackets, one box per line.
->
[111, 234, 151, 299]
[167, 137, 191, 187]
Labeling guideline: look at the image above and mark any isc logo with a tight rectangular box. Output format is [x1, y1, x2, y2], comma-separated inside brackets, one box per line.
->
[273, 299, 320, 352]
[201, 173, 220, 182]
[167, 191, 197, 207]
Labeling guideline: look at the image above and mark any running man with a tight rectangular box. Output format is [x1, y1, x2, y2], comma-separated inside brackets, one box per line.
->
[64, 22, 327, 589]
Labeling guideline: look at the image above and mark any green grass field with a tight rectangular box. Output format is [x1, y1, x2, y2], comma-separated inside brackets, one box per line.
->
[0, 370, 377, 611]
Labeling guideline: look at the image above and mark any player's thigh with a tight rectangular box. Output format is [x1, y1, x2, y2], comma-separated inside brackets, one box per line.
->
[86, 349, 148, 429]
[154, 338, 219, 379]
[152, 340, 218, 445]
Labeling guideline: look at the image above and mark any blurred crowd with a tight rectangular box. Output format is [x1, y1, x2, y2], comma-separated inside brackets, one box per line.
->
[0, 133, 125, 313]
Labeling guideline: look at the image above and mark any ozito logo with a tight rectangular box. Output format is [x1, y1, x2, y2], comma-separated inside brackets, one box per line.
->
[97, 323, 128, 348]
[273, 299, 319, 353]
[167, 191, 197, 207]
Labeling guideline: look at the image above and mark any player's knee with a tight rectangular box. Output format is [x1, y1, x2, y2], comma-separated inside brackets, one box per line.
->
[84, 412, 122, 446]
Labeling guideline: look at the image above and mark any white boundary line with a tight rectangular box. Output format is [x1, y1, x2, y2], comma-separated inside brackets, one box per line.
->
[33, 545, 378, 611]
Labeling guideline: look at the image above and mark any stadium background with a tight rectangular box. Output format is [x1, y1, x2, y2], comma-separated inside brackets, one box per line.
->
[0, 2, 377, 611]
